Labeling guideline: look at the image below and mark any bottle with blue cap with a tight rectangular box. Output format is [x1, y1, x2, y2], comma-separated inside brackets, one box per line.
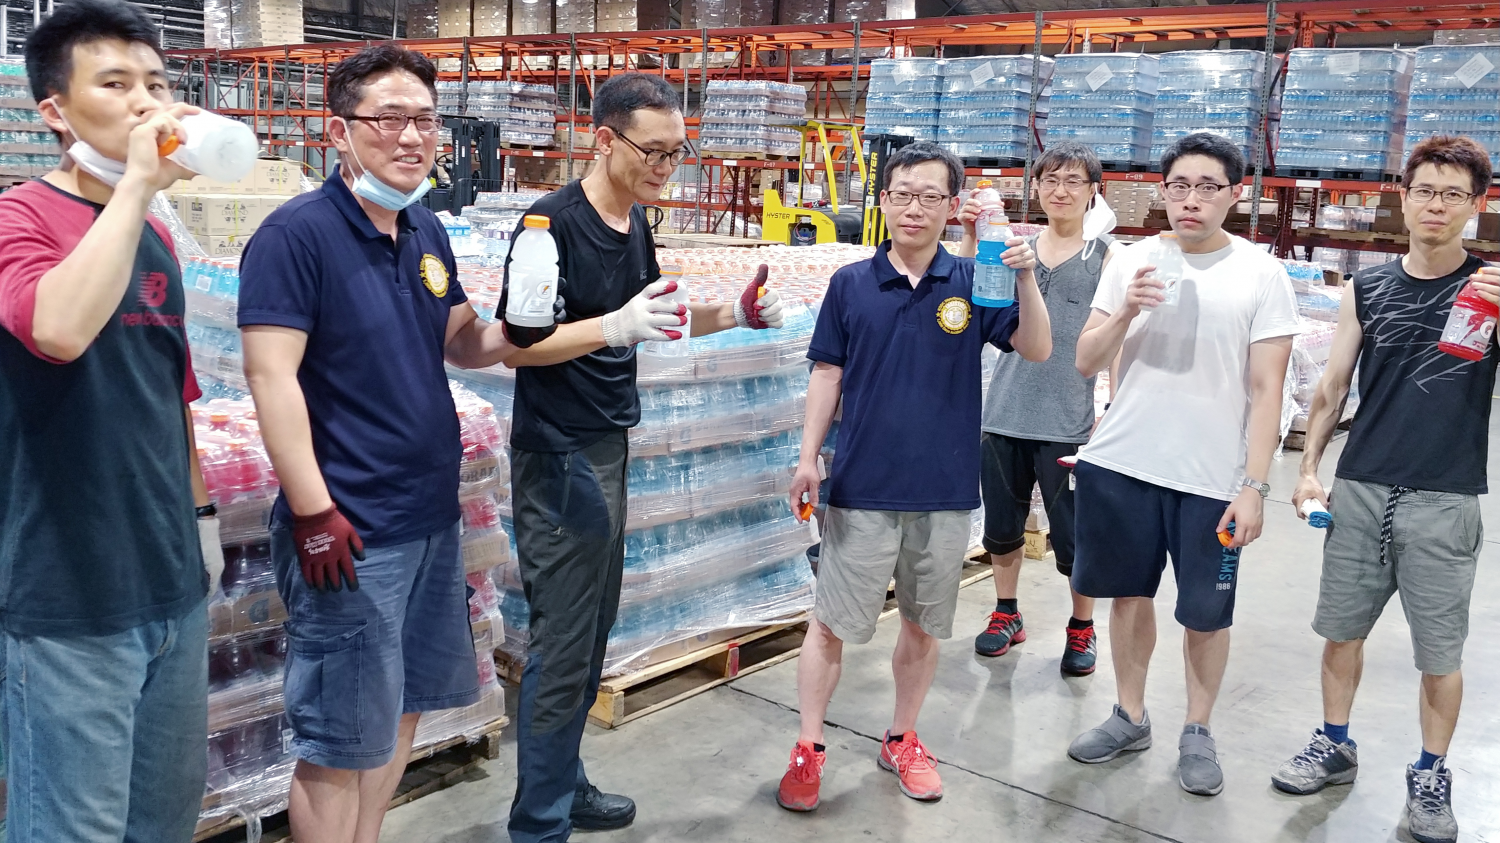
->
[1300, 499, 1333, 529]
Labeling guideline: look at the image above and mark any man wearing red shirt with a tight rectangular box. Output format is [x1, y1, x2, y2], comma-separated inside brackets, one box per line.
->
[0, 2, 219, 841]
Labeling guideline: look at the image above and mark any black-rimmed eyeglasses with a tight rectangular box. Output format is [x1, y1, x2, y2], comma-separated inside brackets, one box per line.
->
[616, 131, 690, 167]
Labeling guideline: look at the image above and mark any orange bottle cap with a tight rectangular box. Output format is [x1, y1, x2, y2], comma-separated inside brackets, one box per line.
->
[523, 214, 550, 228]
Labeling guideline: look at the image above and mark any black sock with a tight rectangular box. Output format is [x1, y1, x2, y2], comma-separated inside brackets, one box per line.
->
[886, 733, 904, 745]
[996, 598, 1019, 614]
[813, 743, 826, 753]
[1067, 617, 1094, 630]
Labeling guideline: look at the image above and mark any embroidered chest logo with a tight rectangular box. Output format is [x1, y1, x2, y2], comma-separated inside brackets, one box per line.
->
[137, 271, 169, 308]
[937, 296, 971, 335]
[420, 254, 449, 298]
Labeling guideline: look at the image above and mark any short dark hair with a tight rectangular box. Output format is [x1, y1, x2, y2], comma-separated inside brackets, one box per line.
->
[326, 44, 437, 119]
[1032, 141, 1102, 184]
[1403, 135, 1493, 197]
[884, 141, 963, 196]
[592, 73, 680, 133]
[24, 0, 164, 103]
[1160, 132, 1246, 186]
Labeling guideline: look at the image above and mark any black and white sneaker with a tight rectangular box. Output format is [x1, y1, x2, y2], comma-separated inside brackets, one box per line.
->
[1406, 760, 1458, 843]
[1271, 730, 1358, 795]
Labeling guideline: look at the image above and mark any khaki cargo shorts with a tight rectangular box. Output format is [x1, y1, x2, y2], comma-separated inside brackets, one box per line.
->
[813, 507, 973, 644]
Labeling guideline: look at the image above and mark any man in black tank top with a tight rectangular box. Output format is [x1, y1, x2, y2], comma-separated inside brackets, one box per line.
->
[1273, 136, 1497, 843]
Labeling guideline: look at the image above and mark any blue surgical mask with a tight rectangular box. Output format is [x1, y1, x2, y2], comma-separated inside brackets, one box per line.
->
[343, 139, 430, 211]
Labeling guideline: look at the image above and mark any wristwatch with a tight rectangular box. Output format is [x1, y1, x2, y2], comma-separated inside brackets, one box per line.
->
[196, 502, 218, 519]
[1242, 477, 1270, 498]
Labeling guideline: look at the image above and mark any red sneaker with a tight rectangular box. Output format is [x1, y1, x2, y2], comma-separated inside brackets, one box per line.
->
[878, 731, 943, 801]
[777, 740, 825, 812]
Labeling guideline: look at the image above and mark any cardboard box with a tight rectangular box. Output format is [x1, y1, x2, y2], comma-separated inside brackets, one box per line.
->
[253, 158, 298, 194]
[198, 234, 251, 258]
[1372, 206, 1406, 235]
[1476, 212, 1499, 242]
[185, 194, 269, 235]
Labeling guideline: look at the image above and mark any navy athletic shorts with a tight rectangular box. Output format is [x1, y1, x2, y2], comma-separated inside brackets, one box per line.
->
[1071, 460, 1241, 632]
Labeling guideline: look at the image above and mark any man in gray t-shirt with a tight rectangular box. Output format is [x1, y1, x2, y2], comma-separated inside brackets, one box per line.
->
[958, 142, 1113, 676]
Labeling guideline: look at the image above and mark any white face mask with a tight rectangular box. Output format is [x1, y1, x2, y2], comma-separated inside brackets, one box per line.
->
[1080, 192, 1118, 260]
[342, 123, 430, 212]
[51, 104, 128, 188]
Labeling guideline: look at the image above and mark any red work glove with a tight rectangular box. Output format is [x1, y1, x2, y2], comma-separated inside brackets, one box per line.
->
[292, 505, 364, 593]
[734, 264, 785, 330]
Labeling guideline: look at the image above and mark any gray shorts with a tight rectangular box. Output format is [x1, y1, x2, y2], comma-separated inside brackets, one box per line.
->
[813, 507, 972, 644]
[1313, 477, 1483, 675]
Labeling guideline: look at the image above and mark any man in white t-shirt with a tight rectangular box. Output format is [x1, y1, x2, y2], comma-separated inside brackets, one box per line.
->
[1066, 133, 1299, 797]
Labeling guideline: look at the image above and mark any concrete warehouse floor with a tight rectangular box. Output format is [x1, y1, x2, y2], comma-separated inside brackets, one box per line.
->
[377, 413, 1500, 843]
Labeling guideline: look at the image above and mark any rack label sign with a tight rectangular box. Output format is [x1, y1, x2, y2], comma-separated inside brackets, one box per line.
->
[970, 61, 995, 86]
[1326, 52, 1361, 75]
[1455, 54, 1495, 89]
[1085, 63, 1115, 91]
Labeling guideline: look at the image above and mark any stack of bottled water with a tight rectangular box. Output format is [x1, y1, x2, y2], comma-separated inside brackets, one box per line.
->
[460, 286, 821, 677]
[498, 82, 559, 146]
[1047, 53, 1161, 168]
[938, 56, 1054, 161]
[436, 80, 464, 115]
[1403, 43, 1500, 171]
[864, 58, 942, 142]
[1151, 50, 1269, 167]
[699, 80, 808, 156]
[1277, 48, 1414, 175]
[193, 391, 510, 831]
[462, 80, 508, 120]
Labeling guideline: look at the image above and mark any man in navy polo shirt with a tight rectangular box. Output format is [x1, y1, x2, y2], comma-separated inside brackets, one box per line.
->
[775, 142, 1051, 812]
[238, 45, 529, 843]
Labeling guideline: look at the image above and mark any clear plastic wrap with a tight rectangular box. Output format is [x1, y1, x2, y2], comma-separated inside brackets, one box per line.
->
[700, 80, 808, 155]
[204, 0, 304, 49]
[406, 1, 438, 38]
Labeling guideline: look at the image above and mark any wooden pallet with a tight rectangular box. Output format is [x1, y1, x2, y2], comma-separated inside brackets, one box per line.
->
[1024, 528, 1052, 560]
[586, 618, 810, 729]
[193, 716, 508, 843]
[495, 549, 1003, 731]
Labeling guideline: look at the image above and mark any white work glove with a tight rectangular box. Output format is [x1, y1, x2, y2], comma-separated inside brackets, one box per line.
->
[601, 279, 686, 347]
[733, 265, 785, 330]
[199, 516, 225, 596]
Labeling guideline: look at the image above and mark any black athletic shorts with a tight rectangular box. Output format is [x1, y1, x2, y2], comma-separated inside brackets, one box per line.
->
[978, 432, 1078, 576]
[1071, 460, 1240, 632]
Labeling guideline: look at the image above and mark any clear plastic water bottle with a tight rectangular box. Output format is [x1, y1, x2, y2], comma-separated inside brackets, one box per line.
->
[1149, 233, 1186, 307]
[972, 178, 1003, 228]
[643, 265, 692, 358]
[168, 111, 260, 183]
[504, 215, 560, 347]
[974, 217, 1016, 307]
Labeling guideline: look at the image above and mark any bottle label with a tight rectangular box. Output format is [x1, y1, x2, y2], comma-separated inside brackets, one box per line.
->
[1441, 304, 1496, 353]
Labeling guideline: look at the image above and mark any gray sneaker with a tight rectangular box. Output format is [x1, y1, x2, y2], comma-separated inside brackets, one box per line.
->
[1271, 730, 1358, 795]
[1406, 760, 1458, 843]
[1178, 724, 1223, 796]
[1068, 704, 1152, 764]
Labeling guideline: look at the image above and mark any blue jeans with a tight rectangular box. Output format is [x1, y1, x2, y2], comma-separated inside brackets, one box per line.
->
[270, 520, 480, 771]
[0, 601, 208, 843]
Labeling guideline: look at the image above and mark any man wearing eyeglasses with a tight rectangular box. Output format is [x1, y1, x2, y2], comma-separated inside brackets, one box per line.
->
[1270, 136, 1497, 843]
[237, 45, 527, 843]
[1069, 133, 1299, 797]
[500, 72, 784, 843]
[777, 142, 1051, 811]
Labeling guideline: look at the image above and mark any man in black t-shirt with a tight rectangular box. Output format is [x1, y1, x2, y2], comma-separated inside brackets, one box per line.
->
[502, 73, 784, 843]
[1272, 136, 1497, 843]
